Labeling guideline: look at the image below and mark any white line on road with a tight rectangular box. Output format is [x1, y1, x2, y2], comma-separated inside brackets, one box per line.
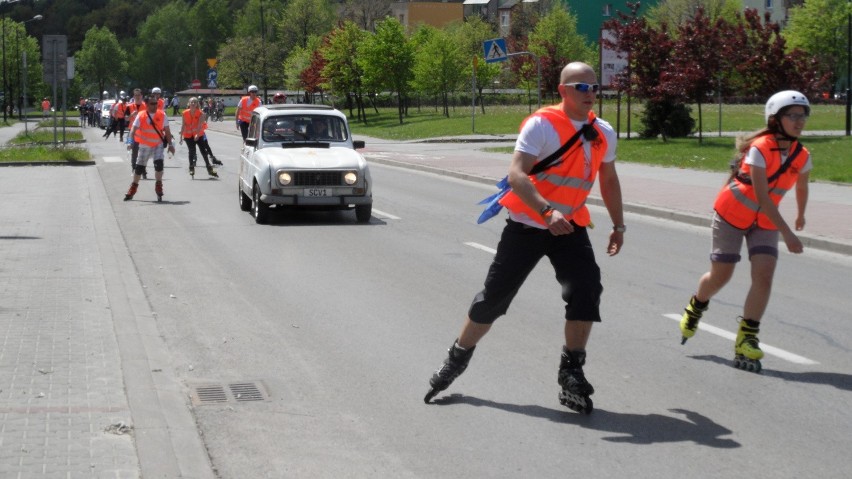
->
[663, 313, 819, 365]
[103, 156, 124, 163]
[371, 209, 400, 220]
[464, 242, 497, 255]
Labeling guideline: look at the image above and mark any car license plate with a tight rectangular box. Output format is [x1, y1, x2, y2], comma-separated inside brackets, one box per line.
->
[305, 188, 331, 197]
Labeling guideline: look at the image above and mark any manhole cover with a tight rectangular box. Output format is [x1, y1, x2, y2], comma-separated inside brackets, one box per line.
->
[190, 381, 269, 406]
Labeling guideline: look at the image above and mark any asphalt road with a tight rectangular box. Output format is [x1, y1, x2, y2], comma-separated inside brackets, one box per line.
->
[89, 125, 852, 478]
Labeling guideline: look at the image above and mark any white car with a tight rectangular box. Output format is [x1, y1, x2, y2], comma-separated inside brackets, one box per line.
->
[237, 105, 372, 224]
[99, 100, 115, 129]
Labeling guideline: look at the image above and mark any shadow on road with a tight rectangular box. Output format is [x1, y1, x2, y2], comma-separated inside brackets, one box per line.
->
[690, 354, 852, 392]
[432, 394, 740, 448]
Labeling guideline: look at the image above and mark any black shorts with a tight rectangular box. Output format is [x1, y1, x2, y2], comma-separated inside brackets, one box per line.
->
[468, 220, 602, 324]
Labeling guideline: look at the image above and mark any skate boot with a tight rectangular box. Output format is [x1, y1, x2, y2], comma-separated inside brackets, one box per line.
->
[123, 182, 138, 201]
[424, 340, 475, 403]
[680, 295, 709, 344]
[154, 180, 163, 202]
[207, 166, 219, 178]
[558, 348, 594, 414]
[189, 166, 195, 178]
[733, 318, 764, 373]
[211, 156, 223, 165]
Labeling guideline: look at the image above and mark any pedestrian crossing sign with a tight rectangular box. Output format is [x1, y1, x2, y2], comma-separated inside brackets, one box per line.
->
[483, 38, 508, 63]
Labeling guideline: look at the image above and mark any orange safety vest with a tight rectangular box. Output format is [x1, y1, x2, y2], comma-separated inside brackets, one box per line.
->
[498, 107, 607, 227]
[112, 102, 126, 119]
[237, 96, 261, 122]
[134, 109, 167, 148]
[181, 109, 205, 138]
[714, 134, 808, 230]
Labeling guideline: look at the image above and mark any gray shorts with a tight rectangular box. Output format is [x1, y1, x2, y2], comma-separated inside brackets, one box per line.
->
[710, 212, 778, 263]
[136, 144, 165, 166]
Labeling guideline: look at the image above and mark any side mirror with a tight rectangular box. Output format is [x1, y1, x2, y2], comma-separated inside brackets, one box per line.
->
[245, 138, 257, 147]
[353, 140, 365, 149]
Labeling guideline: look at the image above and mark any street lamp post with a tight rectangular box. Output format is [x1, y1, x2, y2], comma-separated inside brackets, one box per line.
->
[188, 43, 198, 91]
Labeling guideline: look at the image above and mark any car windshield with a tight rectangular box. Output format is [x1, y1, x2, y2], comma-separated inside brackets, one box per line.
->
[261, 115, 347, 143]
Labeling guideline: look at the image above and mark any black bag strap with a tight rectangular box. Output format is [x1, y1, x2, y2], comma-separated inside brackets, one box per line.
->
[146, 111, 167, 143]
[529, 118, 598, 176]
[736, 141, 803, 185]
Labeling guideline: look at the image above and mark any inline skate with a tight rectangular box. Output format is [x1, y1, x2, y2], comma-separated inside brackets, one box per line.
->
[558, 348, 594, 414]
[680, 295, 709, 344]
[733, 318, 763, 373]
[424, 340, 475, 403]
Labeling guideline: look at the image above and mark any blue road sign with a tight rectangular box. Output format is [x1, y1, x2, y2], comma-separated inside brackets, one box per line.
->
[483, 38, 508, 63]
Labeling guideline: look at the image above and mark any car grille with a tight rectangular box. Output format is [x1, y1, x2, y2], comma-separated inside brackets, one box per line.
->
[293, 171, 343, 186]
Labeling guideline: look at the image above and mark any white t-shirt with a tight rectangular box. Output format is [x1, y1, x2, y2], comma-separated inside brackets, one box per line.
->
[510, 114, 618, 227]
[745, 145, 812, 175]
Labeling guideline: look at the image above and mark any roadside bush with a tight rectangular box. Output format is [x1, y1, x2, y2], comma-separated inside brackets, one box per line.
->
[640, 100, 695, 139]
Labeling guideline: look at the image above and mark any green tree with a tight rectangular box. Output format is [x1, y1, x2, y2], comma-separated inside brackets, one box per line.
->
[527, 5, 596, 98]
[188, 0, 234, 85]
[217, 36, 263, 89]
[451, 16, 501, 114]
[282, 35, 323, 100]
[411, 26, 467, 117]
[277, 0, 335, 52]
[340, 0, 393, 32]
[359, 18, 414, 124]
[3, 20, 45, 116]
[784, 0, 851, 93]
[75, 26, 128, 100]
[321, 21, 369, 121]
[130, 2, 192, 92]
[647, 0, 743, 29]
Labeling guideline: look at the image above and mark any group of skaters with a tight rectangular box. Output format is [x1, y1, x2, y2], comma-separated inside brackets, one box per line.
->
[122, 87, 223, 203]
[424, 62, 814, 414]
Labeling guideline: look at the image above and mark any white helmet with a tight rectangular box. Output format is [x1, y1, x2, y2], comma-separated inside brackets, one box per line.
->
[248, 85, 258, 93]
[152, 87, 162, 94]
[119, 90, 126, 97]
[765, 90, 809, 124]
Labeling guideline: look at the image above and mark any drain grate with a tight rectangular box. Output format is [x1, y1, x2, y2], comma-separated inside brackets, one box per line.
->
[190, 381, 269, 406]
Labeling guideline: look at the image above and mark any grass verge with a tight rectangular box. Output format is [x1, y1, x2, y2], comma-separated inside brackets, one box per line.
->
[0, 127, 90, 164]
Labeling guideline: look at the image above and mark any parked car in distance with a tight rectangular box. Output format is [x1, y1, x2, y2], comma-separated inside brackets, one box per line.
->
[99, 100, 115, 129]
[238, 104, 372, 224]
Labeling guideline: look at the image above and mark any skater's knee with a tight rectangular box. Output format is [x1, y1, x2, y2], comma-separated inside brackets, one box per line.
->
[561, 282, 603, 322]
[467, 291, 510, 325]
[133, 164, 147, 176]
[153, 160, 164, 172]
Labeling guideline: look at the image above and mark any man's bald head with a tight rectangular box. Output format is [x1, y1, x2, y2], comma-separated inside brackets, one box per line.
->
[560, 62, 596, 85]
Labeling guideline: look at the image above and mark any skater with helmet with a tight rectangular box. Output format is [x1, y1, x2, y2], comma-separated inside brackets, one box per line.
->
[423, 62, 625, 413]
[272, 92, 287, 104]
[679, 90, 813, 373]
[236, 85, 261, 142]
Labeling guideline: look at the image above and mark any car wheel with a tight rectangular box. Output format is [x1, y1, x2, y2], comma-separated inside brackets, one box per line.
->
[238, 182, 251, 212]
[252, 183, 270, 224]
[355, 203, 372, 223]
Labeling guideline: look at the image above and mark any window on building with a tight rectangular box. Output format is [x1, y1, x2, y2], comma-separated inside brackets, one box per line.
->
[500, 11, 509, 27]
[765, 0, 773, 9]
[603, 4, 612, 17]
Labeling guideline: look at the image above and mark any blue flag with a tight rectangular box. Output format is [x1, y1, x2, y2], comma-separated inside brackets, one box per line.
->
[476, 176, 511, 224]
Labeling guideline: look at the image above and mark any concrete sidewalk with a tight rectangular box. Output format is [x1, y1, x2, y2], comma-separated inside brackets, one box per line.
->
[0, 121, 214, 478]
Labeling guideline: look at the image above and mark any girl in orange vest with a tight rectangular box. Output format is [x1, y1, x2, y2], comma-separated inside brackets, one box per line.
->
[679, 91, 812, 373]
[178, 97, 218, 178]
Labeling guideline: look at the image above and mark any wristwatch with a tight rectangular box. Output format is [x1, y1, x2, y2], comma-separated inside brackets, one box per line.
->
[539, 204, 555, 219]
[612, 224, 627, 233]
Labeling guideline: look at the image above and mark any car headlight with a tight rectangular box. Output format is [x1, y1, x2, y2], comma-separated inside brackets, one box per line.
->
[278, 172, 292, 185]
[344, 171, 358, 185]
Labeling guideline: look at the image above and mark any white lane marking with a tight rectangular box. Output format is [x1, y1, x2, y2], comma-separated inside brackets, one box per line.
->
[371, 208, 400, 220]
[464, 242, 497, 255]
[103, 156, 124, 163]
[663, 313, 819, 365]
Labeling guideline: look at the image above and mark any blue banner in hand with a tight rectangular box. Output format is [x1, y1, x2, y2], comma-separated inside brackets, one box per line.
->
[476, 176, 511, 224]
